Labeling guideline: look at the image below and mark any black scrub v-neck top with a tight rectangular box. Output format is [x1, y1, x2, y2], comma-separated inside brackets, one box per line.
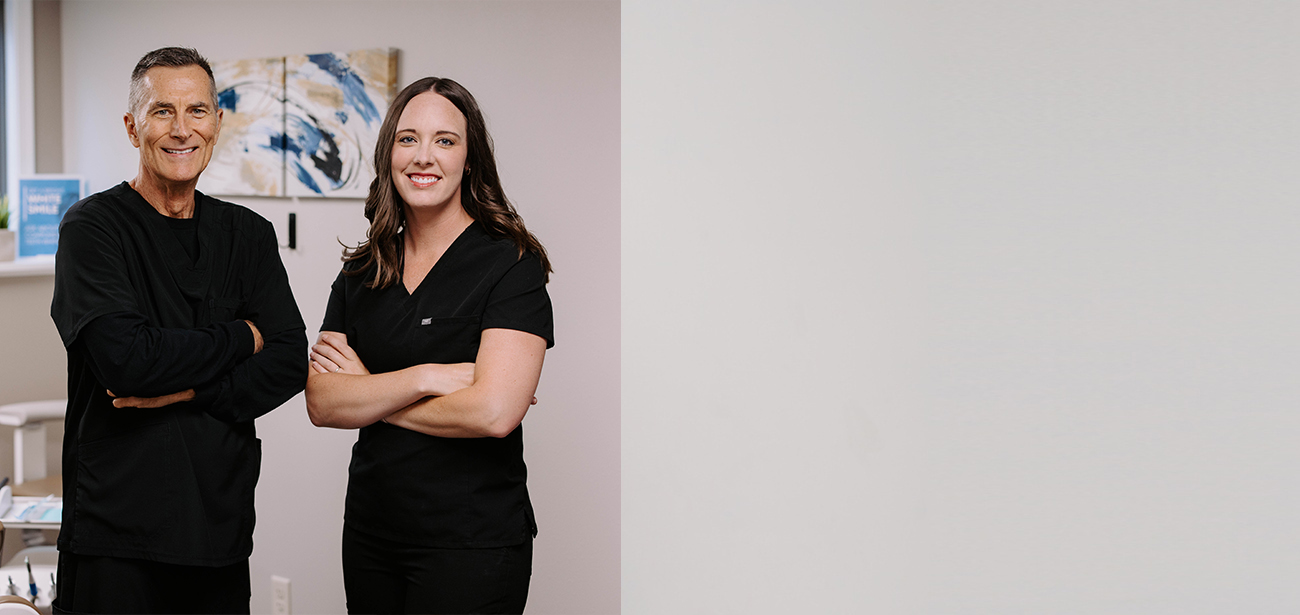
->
[322, 221, 554, 548]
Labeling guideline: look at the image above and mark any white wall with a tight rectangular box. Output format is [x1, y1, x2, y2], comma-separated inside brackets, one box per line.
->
[60, 1, 619, 613]
[624, 0, 1300, 613]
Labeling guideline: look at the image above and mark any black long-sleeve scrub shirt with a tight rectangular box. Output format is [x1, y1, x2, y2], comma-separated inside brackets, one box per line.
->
[50, 182, 307, 566]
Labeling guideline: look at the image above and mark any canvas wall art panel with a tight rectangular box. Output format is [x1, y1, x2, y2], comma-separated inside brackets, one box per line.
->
[200, 57, 286, 196]
[285, 48, 398, 198]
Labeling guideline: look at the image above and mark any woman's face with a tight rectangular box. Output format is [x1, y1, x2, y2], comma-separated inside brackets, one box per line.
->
[390, 92, 469, 212]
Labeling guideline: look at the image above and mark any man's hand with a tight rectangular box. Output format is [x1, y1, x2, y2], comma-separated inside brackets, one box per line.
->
[244, 320, 264, 354]
[107, 389, 197, 408]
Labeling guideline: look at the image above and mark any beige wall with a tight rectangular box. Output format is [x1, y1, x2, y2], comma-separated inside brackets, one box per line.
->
[32, 0, 60, 173]
[0, 275, 65, 563]
[0, 273, 66, 479]
[0, 276, 63, 410]
[56, 1, 619, 612]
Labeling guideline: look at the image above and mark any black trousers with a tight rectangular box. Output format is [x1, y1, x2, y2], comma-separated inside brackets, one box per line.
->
[52, 551, 250, 614]
[342, 525, 532, 614]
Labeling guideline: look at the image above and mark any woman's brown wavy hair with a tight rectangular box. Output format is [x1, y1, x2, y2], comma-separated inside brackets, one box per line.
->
[342, 77, 552, 288]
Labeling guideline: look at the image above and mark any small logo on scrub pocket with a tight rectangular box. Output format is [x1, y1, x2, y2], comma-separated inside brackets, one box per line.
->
[421, 318, 432, 325]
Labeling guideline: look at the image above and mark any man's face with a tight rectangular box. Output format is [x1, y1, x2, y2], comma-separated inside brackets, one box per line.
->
[124, 65, 222, 188]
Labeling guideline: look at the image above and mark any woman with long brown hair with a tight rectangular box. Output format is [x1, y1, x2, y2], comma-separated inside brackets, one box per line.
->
[305, 77, 553, 614]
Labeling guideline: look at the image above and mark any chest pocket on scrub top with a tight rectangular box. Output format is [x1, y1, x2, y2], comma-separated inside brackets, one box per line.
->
[209, 297, 245, 322]
[416, 315, 482, 364]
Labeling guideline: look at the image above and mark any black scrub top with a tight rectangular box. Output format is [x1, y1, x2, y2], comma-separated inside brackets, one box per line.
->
[51, 182, 307, 566]
[322, 221, 554, 548]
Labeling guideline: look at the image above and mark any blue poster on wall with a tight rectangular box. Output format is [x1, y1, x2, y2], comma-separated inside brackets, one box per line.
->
[18, 176, 83, 257]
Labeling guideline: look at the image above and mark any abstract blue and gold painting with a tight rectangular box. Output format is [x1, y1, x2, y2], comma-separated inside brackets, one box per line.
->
[286, 49, 399, 198]
[201, 57, 285, 196]
[200, 48, 398, 198]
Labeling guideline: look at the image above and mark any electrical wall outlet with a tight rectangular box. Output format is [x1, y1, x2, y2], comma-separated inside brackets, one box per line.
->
[271, 575, 292, 615]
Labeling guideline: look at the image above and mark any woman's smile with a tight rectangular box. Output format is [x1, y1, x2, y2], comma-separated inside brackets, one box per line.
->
[407, 173, 441, 188]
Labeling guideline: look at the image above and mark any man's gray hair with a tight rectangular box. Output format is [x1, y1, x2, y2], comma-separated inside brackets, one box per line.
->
[127, 47, 217, 119]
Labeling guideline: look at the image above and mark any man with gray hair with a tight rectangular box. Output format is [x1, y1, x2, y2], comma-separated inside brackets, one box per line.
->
[50, 46, 306, 613]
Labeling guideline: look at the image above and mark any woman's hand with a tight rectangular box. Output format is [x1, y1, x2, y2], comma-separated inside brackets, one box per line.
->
[383, 328, 547, 438]
[305, 331, 483, 430]
[311, 331, 370, 375]
[310, 332, 474, 396]
[418, 362, 476, 397]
